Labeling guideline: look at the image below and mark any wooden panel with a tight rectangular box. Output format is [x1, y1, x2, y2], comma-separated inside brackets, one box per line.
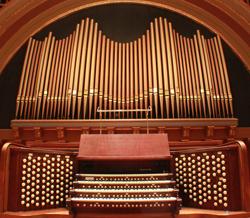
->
[0, 143, 76, 212]
[78, 134, 170, 160]
[10, 119, 238, 143]
[172, 141, 247, 210]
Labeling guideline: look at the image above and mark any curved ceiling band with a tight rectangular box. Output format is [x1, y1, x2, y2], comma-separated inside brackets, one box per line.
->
[0, 0, 249, 73]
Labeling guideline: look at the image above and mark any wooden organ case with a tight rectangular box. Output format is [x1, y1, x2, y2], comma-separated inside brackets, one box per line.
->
[1, 15, 250, 218]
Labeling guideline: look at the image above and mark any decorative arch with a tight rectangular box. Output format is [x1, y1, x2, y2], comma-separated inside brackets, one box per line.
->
[0, 0, 249, 73]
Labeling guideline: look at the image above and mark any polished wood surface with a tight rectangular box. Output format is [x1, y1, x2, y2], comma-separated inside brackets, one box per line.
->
[1, 207, 250, 218]
[10, 118, 237, 142]
[172, 141, 250, 210]
[0, 143, 77, 212]
[78, 134, 170, 160]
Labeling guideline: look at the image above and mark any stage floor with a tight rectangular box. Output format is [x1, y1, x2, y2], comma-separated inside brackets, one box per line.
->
[1, 208, 250, 218]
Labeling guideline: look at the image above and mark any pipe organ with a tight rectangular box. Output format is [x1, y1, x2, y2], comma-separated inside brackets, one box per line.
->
[15, 17, 233, 120]
[1, 14, 249, 218]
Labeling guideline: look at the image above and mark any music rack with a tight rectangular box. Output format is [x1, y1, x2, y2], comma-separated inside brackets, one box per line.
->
[97, 106, 152, 134]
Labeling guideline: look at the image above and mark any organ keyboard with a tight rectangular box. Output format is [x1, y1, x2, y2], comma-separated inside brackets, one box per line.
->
[67, 173, 181, 213]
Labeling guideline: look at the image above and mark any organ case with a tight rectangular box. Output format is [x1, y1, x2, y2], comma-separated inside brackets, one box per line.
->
[2, 13, 249, 218]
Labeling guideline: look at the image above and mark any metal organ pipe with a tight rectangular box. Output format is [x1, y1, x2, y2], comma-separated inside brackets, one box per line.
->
[16, 17, 234, 120]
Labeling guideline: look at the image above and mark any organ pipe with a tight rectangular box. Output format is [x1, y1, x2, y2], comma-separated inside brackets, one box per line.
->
[53, 39, 64, 119]
[103, 38, 110, 119]
[108, 40, 114, 119]
[125, 43, 130, 118]
[158, 18, 169, 118]
[146, 30, 153, 119]
[172, 30, 181, 118]
[129, 42, 135, 118]
[187, 38, 197, 117]
[212, 37, 227, 117]
[98, 35, 106, 119]
[93, 31, 102, 119]
[164, 19, 175, 118]
[180, 36, 190, 117]
[16, 38, 32, 118]
[176, 33, 186, 118]
[138, 38, 143, 118]
[16, 17, 234, 120]
[194, 34, 207, 118]
[150, 22, 159, 119]
[122, 43, 126, 118]
[28, 41, 42, 119]
[217, 36, 233, 117]
[67, 24, 80, 118]
[61, 35, 72, 118]
[142, 35, 149, 118]
[33, 35, 49, 119]
[24, 40, 38, 119]
[89, 23, 98, 119]
[83, 19, 94, 119]
[169, 22, 180, 118]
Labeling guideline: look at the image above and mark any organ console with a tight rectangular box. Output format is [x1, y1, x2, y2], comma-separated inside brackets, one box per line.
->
[1, 14, 249, 218]
[66, 134, 182, 214]
[1, 137, 250, 216]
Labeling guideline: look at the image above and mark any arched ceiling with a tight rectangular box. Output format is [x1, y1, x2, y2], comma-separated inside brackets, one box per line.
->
[0, 0, 249, 73]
